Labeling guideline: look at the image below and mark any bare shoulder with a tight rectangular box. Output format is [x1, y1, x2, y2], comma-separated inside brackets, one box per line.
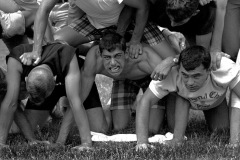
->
[86, 45, 101, 60]
[7, 57, 23, 73]
[142, 44, 158, 59]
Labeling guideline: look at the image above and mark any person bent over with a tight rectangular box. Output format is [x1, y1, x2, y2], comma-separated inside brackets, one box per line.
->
[0, 42, 107, 150]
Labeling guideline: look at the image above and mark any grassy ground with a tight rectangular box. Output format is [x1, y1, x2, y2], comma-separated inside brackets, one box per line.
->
[1, 75, 240, 160]
[1, 41, 240, 159]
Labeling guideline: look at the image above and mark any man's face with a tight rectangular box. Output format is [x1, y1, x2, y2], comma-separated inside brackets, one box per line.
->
[180, 64, 209, 92]
[28, 94, 46, 106]
[102, 48, 125, 76]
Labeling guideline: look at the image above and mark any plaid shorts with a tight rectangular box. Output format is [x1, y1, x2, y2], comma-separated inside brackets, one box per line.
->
[69, 14, 164, 46]
[110, 76, 165, 110]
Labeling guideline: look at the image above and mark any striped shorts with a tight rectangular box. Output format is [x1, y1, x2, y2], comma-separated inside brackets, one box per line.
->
[110, 76, 166, 110]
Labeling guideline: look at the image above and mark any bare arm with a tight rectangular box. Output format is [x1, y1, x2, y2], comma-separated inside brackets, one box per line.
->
[55, 107, 74, 145]
[229, 82, 240, 146]
[141, 46, 178, 81]
[197, 0, 229, 70]
[116, 5, 134, 37]
[81, 47, 98, 102]
[210, 0, 228, 70]
[0, 58, 22, 144]
[20, 0, 58, 66]
[210, 0, 227, 52]
[34, 0, 58, 55]
[54, 48, 99, 146]
[136, 88, 161, 146]
[122, 0, 149, 58]
[165, 96, 190, 146]
[14, 107, 36, 142]
[65, 54, 92, 148]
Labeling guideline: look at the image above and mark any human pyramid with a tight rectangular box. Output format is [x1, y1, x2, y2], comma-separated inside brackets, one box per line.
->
[0, 0, 240, 153]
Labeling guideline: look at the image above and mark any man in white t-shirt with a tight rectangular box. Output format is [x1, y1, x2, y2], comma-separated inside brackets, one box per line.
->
[136, 45, 240, 150]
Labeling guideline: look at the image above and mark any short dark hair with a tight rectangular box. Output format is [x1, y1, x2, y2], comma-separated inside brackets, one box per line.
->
[179, 45, 211, 71]
[26, 65, 55, 104]
[99, 31, 126, 55]
[166, 0, 199, 23]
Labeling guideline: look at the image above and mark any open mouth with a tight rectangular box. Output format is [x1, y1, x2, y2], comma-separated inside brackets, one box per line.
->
[109, 66, 120, 73]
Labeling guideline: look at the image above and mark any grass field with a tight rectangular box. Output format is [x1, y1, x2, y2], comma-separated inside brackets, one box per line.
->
[0, 75, 240, 160]
[1, 41, 240, 159]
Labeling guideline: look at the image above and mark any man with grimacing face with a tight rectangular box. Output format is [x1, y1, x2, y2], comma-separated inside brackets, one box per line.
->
[56, 31, 181, 138]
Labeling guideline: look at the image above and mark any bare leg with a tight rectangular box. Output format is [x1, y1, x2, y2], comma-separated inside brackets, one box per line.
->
[166, 94, 177, 132]
[54, 26, 90, 47]
[149, 108, 165, 134]
[86, 107, 109, 133]
[112, 109, 131, 131]
[0, 0, 19, 13]
[151, 40, 176, 59]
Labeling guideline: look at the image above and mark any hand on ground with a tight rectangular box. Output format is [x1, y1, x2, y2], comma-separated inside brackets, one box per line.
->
[135, 143, 155, 151]
[163, 139, 183, 147]
[71, 143, 93, 152]
[28, 140, 50, 146]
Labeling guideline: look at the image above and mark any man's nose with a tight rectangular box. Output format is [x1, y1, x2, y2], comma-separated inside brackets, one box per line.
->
[187, 78, 194, 85]
[110, 58, 116, 65]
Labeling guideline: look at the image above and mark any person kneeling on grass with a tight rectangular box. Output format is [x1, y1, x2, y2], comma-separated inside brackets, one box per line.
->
[0, 42, 108, 151]
[76, 31, 178, 134]
[136, 45, 240, 150]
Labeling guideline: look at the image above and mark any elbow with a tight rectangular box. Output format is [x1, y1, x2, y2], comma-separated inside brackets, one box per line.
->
[1, 101, 18, 114]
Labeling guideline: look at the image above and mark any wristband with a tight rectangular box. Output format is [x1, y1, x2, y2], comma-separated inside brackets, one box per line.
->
[173, 57, 179, 64]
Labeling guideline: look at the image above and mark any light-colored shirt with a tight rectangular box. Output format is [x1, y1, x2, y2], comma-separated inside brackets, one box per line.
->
[70, 0, 124, 29]
[149, 57, 240, 110]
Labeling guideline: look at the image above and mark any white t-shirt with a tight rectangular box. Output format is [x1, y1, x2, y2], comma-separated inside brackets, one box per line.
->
[70, 0, 124, 29]
[149, 57, 240, 110]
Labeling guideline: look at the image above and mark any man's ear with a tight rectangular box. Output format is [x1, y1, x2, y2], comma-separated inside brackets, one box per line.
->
[54, 76, 57, 81]
[192, 10, 200, 17]
[207, 68, 211, 74]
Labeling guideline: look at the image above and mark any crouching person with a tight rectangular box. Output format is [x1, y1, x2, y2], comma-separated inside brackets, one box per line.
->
[136, 46, 240, 150]
[0, 42, 107, 150]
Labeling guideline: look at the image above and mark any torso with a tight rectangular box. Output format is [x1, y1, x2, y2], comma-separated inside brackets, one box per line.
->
[94, 46, 153, 80]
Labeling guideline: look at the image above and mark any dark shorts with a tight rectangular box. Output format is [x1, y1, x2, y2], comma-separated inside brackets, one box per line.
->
[110, 76, 165, 110]
[25, 82, 102, 111]
[69, 14, 164, 46]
